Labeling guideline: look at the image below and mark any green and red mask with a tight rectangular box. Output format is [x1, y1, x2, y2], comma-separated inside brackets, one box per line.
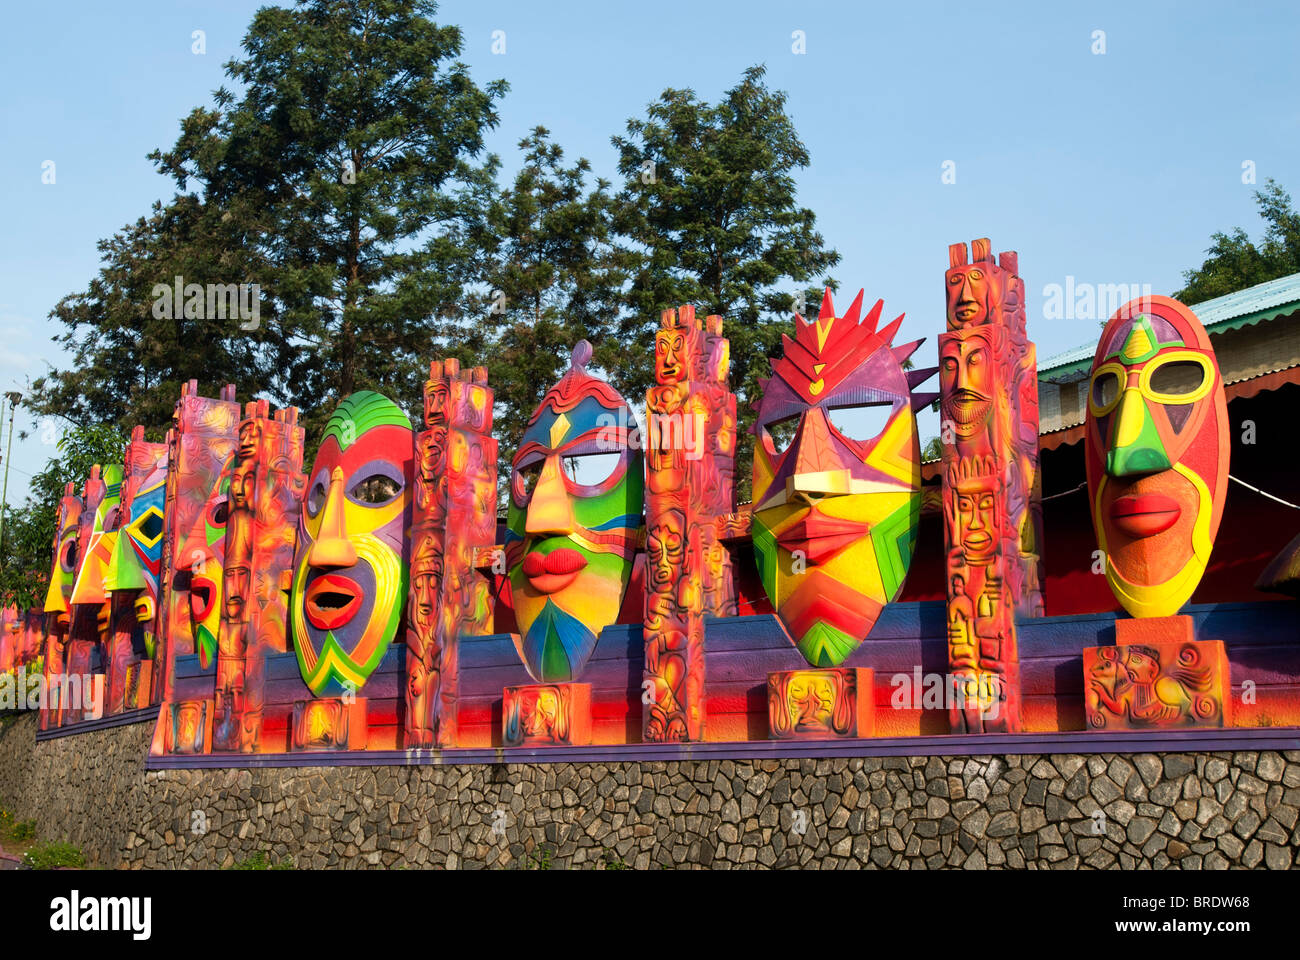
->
[505, 342, 644, 682]
[1085, 296, 1229, 618]
[292, 392, 414, 696]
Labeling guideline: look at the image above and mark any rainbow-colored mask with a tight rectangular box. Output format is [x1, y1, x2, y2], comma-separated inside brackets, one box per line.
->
[1086, 296, 1229, 618]
[506, 342, 644, 682]
[43, 488, 84, 629]
[292, 392, 413, 696]
[70, 464, 124, 633]
[752, 289, 936, 667]
[105, 456, 168, 651]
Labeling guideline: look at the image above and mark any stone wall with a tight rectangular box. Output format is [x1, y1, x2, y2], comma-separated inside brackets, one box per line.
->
[1, 713, 1297, 869]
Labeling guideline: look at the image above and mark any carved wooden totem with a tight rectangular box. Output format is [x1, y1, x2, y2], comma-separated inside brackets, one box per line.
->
[642, 306, 737, 743]
[940, 238, 1042, 733]
[213, 401, 305, 752]
[405, 359, 498, 748]
[155, 382, 240, 706]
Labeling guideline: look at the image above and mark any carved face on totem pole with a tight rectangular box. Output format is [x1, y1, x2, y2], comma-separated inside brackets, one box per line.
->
[1085, 296, 1229, 618]
[506, 341, 644, 682]
[43, 486, 84, 630]
[292, 392, 414, 696]
[939, 330, 994, 442]
[752, 289, 937, 667]
[70, 463, 124, 635]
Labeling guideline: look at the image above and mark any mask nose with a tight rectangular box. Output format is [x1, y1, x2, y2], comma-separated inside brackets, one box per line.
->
[1106, 387, 1171, 477]
[309, 467, 359, 567]
[524, 456, 576, 536]
[786, 409, 851, 500]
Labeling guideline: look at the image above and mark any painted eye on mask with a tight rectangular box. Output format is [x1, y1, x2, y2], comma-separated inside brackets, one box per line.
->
[763, 415, 800, 456]
[1088, 364, 1124, 417]
[515, 461, 543, 500]
[350, 474, 402, 505]
[827, 402, 892, 444]
[60, 539, 79, 573]
[208, 498, 229, 528]
[1143, 353, 1211, 404]
[561, 451, 620, 487]
[305, 480, 327, 517]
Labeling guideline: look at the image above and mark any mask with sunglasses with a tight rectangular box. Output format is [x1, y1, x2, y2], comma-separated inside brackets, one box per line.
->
[291, 392, 414, 696]
[1085, 296, 1229, 618]
[506, 341, 644, 682]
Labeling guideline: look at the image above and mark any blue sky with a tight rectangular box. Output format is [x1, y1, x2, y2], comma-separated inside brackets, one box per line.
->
[1, 0, 1297, 496]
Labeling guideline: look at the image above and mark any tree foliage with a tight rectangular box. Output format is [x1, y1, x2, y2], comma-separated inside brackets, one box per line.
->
[148, 0, 507, 437]
[476, 127, 631, 467]
[1175, 179, 1300, 302]
[610, 64, 840, 491]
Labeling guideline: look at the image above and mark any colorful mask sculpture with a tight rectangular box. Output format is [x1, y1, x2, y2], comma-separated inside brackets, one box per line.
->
[1085, 295, 1229, 618]
[292, 392, 413, 696]
[70, 463, 124, 633]
[752, 289, 936, 667]
[506, 341, 644, 682]
[105, 431, 169, 655]
[43, 483, 84, 631]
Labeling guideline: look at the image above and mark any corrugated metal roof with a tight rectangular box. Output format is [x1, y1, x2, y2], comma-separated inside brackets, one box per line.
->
[1037, 271, 1300, 379]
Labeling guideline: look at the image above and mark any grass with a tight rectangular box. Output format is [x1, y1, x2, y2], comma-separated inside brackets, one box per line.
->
[0, 803, 39, 858]
[22, 841, 85, 870]
[229, 850, 296, 870]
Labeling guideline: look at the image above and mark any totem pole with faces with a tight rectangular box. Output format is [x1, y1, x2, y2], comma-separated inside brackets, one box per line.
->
[939, 238, 1042, 734]
[642, 305, 737, 743]
[1081, 296, 1232, 729]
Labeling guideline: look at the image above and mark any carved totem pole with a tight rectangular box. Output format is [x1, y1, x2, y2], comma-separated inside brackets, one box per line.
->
[155, 381, 240, 707]
[211, 401, 305, 752]
[940, 238, 1041, 733]
[1081, 296, 1232, 729]
[753, 289, 936, 739]
[642, 306, 737, 743]
[405, 359, 498, 748]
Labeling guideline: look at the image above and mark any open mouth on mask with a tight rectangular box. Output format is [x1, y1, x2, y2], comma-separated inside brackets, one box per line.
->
[305, 573, 363, 630]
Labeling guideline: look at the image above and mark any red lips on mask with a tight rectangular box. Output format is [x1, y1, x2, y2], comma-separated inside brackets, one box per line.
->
[1110, 493, 1181, 539]
[521, 547, 588, 594]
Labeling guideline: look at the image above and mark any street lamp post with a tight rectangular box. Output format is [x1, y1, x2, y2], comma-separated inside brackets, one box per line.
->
[0, 391, 20, 555]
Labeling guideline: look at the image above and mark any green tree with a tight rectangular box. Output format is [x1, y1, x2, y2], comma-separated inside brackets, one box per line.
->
[610, 64, 840, 494]
[28, 195, 276, 438]
[1175, 179, 1300, 302]
[476, 127, 632, 467]
[149, 0, 507, 437]
[0, 424, 125, 609]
